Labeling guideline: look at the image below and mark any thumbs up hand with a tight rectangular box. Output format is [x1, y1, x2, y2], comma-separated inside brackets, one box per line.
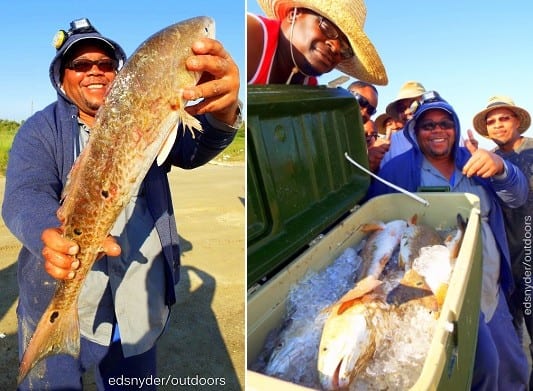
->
[464, 129, 479, 152]
[462, 138, 505, 178]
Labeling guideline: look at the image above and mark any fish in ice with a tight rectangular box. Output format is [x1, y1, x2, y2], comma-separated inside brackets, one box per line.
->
[359, 219, 407, 279]
[444, 213, 467, 261]
[317, 216, 465, 390]
[399, 214, 442, 269]
[17, 16, 214, 384]
[256, 248, 361, 388]
[317, 276, 387, 390]
[387, 268, 439, 312]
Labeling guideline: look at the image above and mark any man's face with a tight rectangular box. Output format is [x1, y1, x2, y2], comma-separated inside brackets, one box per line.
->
[384, 118, 403, 133]
[61, 43, 118, 122]
[283, 9, 353, 76]
[485, 108, 521, 147]
[415, 109, 456, 161]
[349, 86, 378, 124]
[395, 98, 418, 122]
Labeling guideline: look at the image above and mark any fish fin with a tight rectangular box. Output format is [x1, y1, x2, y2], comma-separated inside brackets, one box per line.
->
[435, 283, 449, 309]
[337, 293, 380, 315]
[409, 214, 418, 225]
[18, 300, 80, 385]
[398, 253, 406, 270]
[156, 93, 203, 166]
[156, 112, 179, 166]
[445, 214, 467, 260]
[360, 222, 384, 233]
[337, 276, 382, 307]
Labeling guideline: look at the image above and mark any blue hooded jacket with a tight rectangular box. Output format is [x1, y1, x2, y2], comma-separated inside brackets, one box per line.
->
[366, 100, 528, 297]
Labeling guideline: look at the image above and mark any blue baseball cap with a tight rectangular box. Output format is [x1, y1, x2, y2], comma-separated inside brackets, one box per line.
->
[49, 18, 127, 89]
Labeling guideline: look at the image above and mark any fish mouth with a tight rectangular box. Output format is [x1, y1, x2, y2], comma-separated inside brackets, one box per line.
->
[333, 360, 341, 389]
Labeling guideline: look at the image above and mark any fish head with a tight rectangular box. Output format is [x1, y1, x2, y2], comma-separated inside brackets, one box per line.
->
[264, 317, 320, 379]
[318, 305, 374, 390]
[130, 16, 215, 90]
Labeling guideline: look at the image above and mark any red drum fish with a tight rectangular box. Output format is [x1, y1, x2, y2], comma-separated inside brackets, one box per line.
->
[18, 16, 214, 384]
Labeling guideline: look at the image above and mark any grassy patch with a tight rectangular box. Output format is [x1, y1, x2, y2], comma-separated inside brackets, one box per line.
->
[214, 123, 245, 163]
[0, 120, 20, 176]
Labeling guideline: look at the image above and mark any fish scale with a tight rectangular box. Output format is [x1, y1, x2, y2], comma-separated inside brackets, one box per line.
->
[17, 16, 214, 385]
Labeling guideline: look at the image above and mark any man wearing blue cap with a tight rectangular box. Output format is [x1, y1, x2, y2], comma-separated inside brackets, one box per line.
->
[2, 18, 241, 390]
[367, 95, 529, 390]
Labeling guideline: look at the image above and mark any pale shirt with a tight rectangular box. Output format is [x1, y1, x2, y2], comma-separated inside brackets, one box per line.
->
[76, 123, 169, 356]
[380, 130, 412, 168]
[420, 158, 501, 321]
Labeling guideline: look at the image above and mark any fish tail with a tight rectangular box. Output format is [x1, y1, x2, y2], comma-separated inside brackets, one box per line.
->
[17, 302, 80, 385]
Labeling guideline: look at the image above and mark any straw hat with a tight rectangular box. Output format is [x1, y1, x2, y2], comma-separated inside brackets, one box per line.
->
[385, 81, 426, 120]
[375, 113, 392, 135]
[473, 95, 531, 137]
[257, 0, 388, 85]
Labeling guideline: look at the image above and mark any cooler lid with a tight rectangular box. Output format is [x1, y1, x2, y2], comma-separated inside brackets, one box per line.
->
[247, 85, 370, 288]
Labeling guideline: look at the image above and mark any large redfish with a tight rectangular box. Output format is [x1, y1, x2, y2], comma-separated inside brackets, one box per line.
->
[18, 16, 214, 384]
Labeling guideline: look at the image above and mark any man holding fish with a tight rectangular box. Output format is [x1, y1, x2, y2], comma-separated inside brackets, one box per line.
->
[2, 17, 241, 390]
[367, 94, 529, 390]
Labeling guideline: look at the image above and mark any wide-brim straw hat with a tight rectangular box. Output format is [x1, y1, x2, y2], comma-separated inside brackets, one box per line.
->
[375, 113, 392, 135]
[473, 95, 531, 137]
[385, 81, 425, 120]
[257, 0, 388, 85]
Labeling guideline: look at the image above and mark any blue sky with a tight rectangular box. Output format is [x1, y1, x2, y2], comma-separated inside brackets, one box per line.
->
[0, 1, 245, 122]
[248, 1, 533, 149]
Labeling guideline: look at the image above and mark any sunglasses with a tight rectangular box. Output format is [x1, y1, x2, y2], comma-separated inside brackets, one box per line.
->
[417, 120, 455, 132]
[352, 92, 377, 116]
[486, 114, 516, 127]
[316, 16, 354, 60]
[66, 58, 118, 73]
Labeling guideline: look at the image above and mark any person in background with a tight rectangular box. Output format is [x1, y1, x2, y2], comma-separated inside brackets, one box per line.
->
[472, 95, 533, 386]
[247, 0, 387, 86]
[346, 80, 387, 172]
[347, 80, 378, 127]
[375, 112, 403, 140]
[379, 80, 426, 167]
[367, 97, 529, 391]
[363, 119, 378, 145]
[2, 18, 241, 390]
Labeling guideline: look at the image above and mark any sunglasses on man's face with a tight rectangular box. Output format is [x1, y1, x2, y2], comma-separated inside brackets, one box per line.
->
[417, 120, 455, 132]
[352, 92, 377, 116]
[66, 58, 118, 73]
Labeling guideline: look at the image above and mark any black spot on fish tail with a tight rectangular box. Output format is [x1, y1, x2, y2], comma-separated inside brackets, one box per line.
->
[73, 228, 82, 236]
[49, 311, 59, 323]
[101, 190, 109, 198]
